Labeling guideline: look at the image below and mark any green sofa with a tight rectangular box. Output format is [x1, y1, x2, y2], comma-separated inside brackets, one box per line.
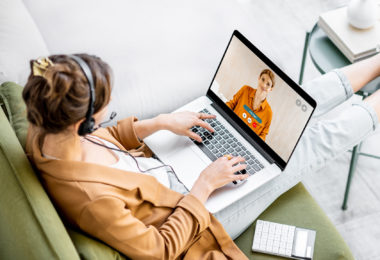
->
[0, 82, 354, 259]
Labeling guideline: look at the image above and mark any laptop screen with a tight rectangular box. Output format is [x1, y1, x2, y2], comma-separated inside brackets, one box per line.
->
[208, 32, 315, 166]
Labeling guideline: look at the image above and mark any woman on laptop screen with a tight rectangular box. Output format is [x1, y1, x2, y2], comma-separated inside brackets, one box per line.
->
[226, 69, 275, 141]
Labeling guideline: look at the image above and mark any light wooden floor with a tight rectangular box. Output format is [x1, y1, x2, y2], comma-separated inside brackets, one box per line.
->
[235, 0, 380, 259]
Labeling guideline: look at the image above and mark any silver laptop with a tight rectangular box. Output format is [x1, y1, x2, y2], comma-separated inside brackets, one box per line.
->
[144, 30, 316, 213]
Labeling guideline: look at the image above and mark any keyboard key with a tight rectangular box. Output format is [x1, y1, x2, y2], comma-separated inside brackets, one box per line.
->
[269, 225, 276, 234]
[282, 225, 289, 234]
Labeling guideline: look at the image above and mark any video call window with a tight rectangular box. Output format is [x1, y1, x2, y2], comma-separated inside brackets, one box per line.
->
[210, 36, 312, 162]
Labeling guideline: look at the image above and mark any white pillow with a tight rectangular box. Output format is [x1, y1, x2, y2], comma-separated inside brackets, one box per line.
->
[22, 0, 258, 120]
[0, 0, 49, 86]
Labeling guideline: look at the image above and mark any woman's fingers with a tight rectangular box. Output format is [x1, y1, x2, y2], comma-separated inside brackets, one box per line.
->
[228, 156, 246, 165]
[198, 113, 216, 119]
[195, 119, 214, 133]
[233, 171, 249, 181]
[187, 130, 202, 142]
[231, 162, 247, 172]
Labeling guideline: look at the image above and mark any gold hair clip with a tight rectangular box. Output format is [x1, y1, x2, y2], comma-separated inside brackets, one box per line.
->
[32, 57, 54, 77]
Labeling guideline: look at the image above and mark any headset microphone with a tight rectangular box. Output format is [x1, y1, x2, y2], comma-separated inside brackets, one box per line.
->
[94, 111, 117, 131]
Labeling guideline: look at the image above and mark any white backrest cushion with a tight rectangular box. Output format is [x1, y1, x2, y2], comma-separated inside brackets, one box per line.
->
[22, 0, 259, 120]
[0, 0, 49, 86]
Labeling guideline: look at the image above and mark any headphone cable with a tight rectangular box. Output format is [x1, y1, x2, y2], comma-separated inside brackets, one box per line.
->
[84, 136, 190, 193]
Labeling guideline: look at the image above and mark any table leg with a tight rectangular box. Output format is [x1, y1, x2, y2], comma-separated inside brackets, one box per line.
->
[298, 32, 310, 85]
[342, 143, 362, 210]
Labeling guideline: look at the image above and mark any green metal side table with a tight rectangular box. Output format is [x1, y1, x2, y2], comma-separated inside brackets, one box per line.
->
[299, 23, 380, 210]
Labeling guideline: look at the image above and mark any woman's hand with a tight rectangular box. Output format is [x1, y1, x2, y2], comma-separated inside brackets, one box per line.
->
[160, 111, 216, 142]
[190, 156, 248, 203]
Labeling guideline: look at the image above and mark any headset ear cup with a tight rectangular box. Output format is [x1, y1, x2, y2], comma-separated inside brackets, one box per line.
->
[78, 121, 86, 136]
[78, 117, 95, 136]
[88, 117, 95, 133]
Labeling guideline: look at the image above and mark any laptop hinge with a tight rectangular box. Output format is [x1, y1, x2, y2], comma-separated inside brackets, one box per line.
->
[211, 102, 275, 165]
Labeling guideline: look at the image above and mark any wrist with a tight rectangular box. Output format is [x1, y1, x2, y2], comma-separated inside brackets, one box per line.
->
[190, 178, 213, 204]
[155, 113, 170, 131]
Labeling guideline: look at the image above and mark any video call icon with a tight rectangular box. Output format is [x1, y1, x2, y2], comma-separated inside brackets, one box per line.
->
[296, 99, 307, 112]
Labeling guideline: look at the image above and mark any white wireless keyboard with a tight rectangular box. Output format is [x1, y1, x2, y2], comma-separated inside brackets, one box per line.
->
[252, 220, 316, 260]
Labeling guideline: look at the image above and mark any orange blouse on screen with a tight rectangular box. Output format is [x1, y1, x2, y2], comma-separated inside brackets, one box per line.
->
[226, 85, 273, 141]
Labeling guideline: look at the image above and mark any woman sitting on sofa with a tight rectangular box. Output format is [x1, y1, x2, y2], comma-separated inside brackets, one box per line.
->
[23, 54, 380, 259]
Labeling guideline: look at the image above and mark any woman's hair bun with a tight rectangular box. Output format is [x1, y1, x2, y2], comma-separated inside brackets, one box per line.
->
[22, 54, 112, 134]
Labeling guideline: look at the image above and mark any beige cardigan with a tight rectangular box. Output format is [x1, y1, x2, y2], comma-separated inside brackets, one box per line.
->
[26, 116, 247, 260]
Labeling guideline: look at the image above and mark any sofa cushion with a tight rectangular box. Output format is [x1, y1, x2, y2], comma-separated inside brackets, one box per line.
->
[0, 107, 79, 259]
[234, 182, 354, 260]
[0, 82, 29, 149]
[68, 229, 128, 260]
[0, 0, 49, 86]
[22, 0, 257, 121]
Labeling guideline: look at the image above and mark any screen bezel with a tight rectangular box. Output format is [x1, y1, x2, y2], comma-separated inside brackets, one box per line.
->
[206, 30, 317, 170]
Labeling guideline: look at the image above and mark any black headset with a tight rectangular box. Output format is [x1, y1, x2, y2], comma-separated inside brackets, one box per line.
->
[70, 55, 97, 136]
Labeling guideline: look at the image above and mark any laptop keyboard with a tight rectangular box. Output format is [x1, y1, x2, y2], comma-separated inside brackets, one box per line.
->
[190, 108, 265, 179]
